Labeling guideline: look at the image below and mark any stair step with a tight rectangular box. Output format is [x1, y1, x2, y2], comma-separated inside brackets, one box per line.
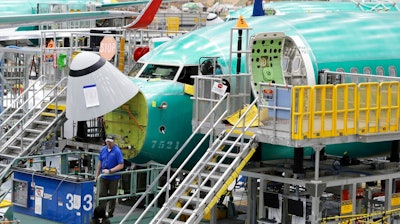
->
[224, 139, 246, 146]
[25, 128, 43, 134]
[0, 154, 15, 160]
[21, 137, 35, 142]
[33, 120, 51, 126]
[180, 195, 204, 203]
[207, 162, 230, 170]
[40, 112, 57, 117]
[170, 206, 194, 216]
[7, 145, 22, 151]
[46, 104, 66, 111]
[215, 151, 238, 158]
[159, 218, 186, 224]
[200, 172, 223, 180]
[188, 184, 212, 193]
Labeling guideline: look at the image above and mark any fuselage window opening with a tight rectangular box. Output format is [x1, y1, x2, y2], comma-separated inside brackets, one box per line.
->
[292, 56, 301, 72]
[376, 66, 384, 76]
[282, 56, 289, 72]
[350, 67, 359, 74]
[363, 67, 372, 74]
[389, 66, 397, 77]
[336, 68, 344, 72]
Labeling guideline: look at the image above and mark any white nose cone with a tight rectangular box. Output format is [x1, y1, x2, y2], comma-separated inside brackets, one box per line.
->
[66, 51, 139, 121]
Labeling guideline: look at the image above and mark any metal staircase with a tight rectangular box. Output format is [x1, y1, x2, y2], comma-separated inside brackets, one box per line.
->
[122, 26, 254, 224]
[0, 76, 47, 133]
[152, 133, 256, 223]
[123, 92, 256, 224]
[0, 76, 68, 182]
[149, 97, 259, 224]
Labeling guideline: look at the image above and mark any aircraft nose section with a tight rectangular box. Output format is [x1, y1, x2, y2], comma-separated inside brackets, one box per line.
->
[66, 51, 139, 121]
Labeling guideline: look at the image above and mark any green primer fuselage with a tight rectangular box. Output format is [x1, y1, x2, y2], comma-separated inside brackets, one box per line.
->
[122, 12, 400, 166]
[227, 1, 400, 19]
[0, 0, 89, 16]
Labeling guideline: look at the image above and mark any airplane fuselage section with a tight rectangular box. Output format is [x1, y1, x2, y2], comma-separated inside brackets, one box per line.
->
[2, 0, 89, 16]
[104, 78, 207, 168]
[127, 12, 400, 167]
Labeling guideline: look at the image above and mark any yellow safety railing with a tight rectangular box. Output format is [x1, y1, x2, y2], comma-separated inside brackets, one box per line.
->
[166, 17, 180, 35]
[334, 83, 357, 136]
[291, 81, 400, 140]
[320, 207, 400, 224]
[311, 85, 335, 138]
[357, 82, 379, 134]
[379, 81, 400, 132]
[291, 86, 313, 140]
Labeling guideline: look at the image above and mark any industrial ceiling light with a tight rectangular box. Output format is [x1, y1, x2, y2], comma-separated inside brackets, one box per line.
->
[66, 51, 139, 121]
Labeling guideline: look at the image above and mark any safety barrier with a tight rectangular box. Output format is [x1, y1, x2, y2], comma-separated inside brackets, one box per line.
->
[193, 74, 400, 141]
[291, 81, 400, 140]
[166, 17, 180, 35]
[321, 207, 400, 224]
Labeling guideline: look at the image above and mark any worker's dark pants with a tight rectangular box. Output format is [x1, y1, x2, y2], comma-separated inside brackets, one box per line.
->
[99, 178, 119, 216]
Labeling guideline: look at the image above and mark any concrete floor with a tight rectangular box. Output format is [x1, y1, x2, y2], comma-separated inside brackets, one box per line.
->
[12, 200, 247, 224]
[11, 184, 249, 223]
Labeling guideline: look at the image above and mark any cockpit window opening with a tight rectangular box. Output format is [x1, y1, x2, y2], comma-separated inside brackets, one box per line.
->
[128, 62, 145, 77]
[199, 58, 223, 75]
[139, 64, 179, 80]
[376, 66, 384, 76]
[389, 66, 397, 77]
[178, 66, 198, 85]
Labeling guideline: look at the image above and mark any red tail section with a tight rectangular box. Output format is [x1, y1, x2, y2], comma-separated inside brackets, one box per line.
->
[124, 0, 162, 29]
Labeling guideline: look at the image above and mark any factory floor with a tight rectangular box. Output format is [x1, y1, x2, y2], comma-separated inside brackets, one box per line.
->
[7, 170, 249, 224]
[11, 188, 249, 224]
[13, 204, 247, 224]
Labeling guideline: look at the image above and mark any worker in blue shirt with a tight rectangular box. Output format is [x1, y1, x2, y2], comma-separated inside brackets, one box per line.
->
[95, 134, 124, 218]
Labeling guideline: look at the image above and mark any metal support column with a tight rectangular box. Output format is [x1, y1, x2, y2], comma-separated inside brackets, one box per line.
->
[259, 179, 265, 219]
[390, 140, 399, 162]
[384, 178, 393, 223]
[306, 180, 326, 224]
[293, 147, 304, 174]
[313, 145, 325, 181]
[351, 183, 356, 215]
[282, 182, 290, 224]
[246, 177, 257, 224]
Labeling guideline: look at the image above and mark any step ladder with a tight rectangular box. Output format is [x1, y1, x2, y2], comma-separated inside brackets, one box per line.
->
[0, 77, 67, 182]
[150, 99, 259, 224]
[0, 76, 47, 131]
